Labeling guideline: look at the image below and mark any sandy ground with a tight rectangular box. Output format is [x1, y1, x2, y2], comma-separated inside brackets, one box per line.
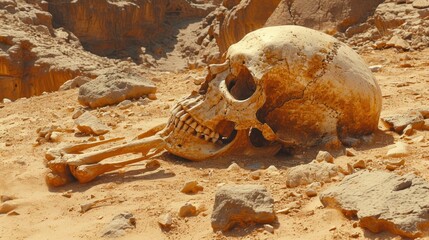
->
[0, 48, 428, 240]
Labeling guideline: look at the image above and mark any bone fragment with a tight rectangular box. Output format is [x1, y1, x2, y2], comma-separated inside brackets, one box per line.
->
[65, 135, 165, 166]
[80, 197, 115, 213]
[70, 158, 161, 184]
[136, 123, 167, 139]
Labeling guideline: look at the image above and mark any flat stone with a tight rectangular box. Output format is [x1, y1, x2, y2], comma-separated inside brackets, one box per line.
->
[59, 76, 91, 91]
[381, 111, 424, 133]
[75, 112, 110, 135]
[413, 0, 429, 8]
[386, 142, 410, 158]
[78, 72, 156, 108]
[320, 171, 429, 238]
[286, 162, 338, 188]
[386, 35, 410, 50]
[211, 184, 276, 232]
[101, 212, 136, 238]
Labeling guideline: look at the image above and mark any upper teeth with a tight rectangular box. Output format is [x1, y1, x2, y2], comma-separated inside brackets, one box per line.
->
[169, 105, 221, 144]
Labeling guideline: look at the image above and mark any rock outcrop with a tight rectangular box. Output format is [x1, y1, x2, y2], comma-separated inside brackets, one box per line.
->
[266, 0, 384, 32]
[320, 171, 429, 238]
[197, 0, 384, 62]
[47, 0, 215, 56]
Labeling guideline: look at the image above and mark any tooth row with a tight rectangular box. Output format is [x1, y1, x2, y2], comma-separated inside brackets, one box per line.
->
[170, 105, 220, 143]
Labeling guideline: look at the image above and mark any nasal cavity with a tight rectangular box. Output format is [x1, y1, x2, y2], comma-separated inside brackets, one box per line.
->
[225, 67, 256, 100]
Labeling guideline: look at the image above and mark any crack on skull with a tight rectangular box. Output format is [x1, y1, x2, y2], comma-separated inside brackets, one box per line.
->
[257, 42, 342, 124]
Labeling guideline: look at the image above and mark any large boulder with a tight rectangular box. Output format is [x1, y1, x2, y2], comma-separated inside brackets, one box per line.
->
[78, 72, 156, 108]
[211, 184, 276, 232]
[320, 171, 429, 238]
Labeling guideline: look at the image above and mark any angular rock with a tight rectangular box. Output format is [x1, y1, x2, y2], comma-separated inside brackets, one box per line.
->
[75, 111, 110, 135]
[320, 171, 429, 238]
[381, 111, 425, 133]
[78, 72, 156, 108]
[211, 184, 276, 232]
[386, 35, 411, 50]
[158, 213, 173, 229]
[178, 203, 197, 218]
[59, 76, 91, 91]
[386, 142, 410, 158]
[102, 212, 136, 238]
[181, 181, 204, 194]
[315, 151, 334, 163]
[286, 162, 338, 188]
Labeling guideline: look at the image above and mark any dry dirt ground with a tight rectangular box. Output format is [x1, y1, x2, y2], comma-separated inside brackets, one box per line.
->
[0, 48, 429, 239]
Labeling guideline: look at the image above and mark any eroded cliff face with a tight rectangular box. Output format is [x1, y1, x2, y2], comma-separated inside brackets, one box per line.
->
[0, 0, 114, 101]
[47, 0, 215, 56]
[47, 0, 168, 56]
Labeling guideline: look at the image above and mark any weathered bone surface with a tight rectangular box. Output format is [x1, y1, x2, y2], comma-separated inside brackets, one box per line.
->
[44, 26, 382, 186]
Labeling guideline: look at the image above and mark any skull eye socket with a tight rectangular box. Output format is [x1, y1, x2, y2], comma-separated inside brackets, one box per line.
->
[225, 67, 256, 100]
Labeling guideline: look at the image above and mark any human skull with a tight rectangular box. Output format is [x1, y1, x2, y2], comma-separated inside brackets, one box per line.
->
[163, 25, 382, 161]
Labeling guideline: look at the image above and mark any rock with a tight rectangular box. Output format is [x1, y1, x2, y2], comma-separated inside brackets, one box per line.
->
[75, 111, 110, 135]
[320, 171, 429, 238]
[3, 98, 12, 103]
[264, 224, 274, 233]
[352, 160, 366, 169]
[227, 162, 241, 171]
[423, 119, 429, 131]
[403, 124, 414, 136]
[286, 162, 339, 188]
[386, 35, 411, 50]
[72, 109, 85, 119]
[193, 77, 205, 85]
[386, 142, 410, 158]
[345, 148, 357, 157]
[78, 72, 156, 108]
[265, 165, 279, 174]
[102, 212, 136, 238]
[413, 0, 429, 8]
[369, 65, 383, 72]
[0, 201, 18, 214]
[181, 181, 204, 194]
[381, 111, 425, 133]
[385, 159, 405, 171]
[117, 100, 133, 110]
[305, 188, 318, 197]
[0, 195, 16, 203]
[418, 108, 429, 119]
[250, 171, 261, 180]
[48, 1, 212, 56]
[147, 93, 157, 100]
[158, 213, 173, 229]
[315, 151, 334, 163]
[211, 184, 276, 232]
[59, 76, 91, 91]
[178, 203, 197, 218]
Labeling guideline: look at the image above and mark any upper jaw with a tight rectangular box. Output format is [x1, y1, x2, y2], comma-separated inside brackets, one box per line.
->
[162, 102, 244, 161]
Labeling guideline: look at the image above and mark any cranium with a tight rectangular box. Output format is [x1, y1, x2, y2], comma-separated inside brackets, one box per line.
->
[45, 26, 382, 186]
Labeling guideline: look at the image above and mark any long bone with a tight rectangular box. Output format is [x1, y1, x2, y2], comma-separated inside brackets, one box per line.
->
[45, 125, 167, 187]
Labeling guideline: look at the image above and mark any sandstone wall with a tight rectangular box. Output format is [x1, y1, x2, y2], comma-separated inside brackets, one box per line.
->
[47, 0, 169, 56]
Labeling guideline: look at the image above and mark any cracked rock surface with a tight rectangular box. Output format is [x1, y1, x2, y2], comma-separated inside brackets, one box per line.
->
[320, 171, 429, 238]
